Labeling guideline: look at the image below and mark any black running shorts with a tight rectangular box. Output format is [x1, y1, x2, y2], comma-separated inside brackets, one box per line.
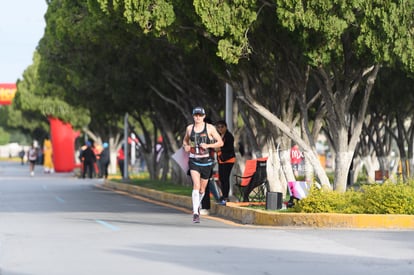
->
[189, 157, 214, 179]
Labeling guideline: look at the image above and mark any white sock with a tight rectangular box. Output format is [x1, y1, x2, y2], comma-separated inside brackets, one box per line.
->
[199, 192, 205, 204]
[192, 190, 200, 214]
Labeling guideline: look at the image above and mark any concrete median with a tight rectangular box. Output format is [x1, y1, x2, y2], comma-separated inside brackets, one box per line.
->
[102, 180, 414, 229]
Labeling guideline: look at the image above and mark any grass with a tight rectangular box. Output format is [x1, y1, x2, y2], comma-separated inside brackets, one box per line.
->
[110, 177, 192, 197]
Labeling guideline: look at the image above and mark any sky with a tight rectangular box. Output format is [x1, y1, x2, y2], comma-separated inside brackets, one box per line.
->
[0, 0, 48, 83]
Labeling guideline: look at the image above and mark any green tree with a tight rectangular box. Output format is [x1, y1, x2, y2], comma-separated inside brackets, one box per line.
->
[49, 0, 414, 193]
[195, 0, 414, 191]
[0, 127, 10, 145]
[37, 0, 227, 180]
[3, 49, 90, 147]
[364, 68, 414, 181]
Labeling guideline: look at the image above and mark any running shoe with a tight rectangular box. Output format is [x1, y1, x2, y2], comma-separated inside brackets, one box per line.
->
[199, 209, 210, 215]
[218, 200, 226, 205]
[193, 214, 200, 223]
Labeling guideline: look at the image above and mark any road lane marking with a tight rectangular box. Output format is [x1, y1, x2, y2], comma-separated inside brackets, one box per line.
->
[95, 219, 120, 231]
[55, 196, 65, 203]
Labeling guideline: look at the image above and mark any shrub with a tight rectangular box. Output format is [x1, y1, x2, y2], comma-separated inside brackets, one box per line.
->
[359, 182, 414, 214]
[293, 185, 341, 213]
[293, 181, 414, 215]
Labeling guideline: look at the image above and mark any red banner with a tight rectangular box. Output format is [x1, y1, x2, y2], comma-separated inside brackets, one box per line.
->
[0, 83, 17, 105]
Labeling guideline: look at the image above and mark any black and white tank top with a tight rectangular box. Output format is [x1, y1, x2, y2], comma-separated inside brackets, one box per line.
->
[189, 123, 210, 158]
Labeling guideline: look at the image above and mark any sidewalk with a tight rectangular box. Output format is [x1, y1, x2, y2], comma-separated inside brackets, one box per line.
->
[102, 180, 414, 229]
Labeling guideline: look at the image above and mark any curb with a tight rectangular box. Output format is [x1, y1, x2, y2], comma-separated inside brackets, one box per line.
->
[102, 180, 414, 229]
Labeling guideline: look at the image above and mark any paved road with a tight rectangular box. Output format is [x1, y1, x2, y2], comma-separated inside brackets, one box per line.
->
[0, 161, 413, 275]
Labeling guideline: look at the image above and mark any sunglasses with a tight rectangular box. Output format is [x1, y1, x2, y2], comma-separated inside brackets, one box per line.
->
[216, 125, 225, 128]
[193, 113, 205, 117]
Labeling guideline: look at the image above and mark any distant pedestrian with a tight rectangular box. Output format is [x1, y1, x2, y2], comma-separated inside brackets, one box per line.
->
[18, 148, 25, 165]
[117, 145, 125, 178]
[92, 142, 102, 177]
[80, 141, 96, 179]
[100, 142, 110, 179]
[43, 138, 54, 173]
[27, 144, 37, 176]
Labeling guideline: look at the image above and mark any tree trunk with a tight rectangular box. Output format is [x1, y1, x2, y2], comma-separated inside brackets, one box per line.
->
[243, 98, 332, 190]
[334, 151, 354, 192]
[266, 141, 289, 198]
[314, 65, 379, 192]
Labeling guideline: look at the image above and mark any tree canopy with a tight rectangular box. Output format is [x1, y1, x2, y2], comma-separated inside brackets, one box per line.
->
[5, 0, 414, 188]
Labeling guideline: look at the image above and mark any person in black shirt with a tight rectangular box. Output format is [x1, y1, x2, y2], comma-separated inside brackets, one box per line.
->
[80, 141, 96, 179]
[215, 120, 236, 203]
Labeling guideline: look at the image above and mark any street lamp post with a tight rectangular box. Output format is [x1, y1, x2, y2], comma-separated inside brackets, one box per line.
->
[123, 113, 129, 179]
